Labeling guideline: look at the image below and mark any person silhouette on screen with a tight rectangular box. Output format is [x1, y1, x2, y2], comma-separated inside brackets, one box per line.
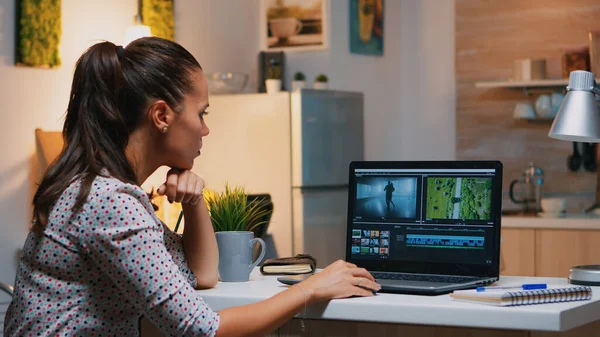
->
[384, 181, 396, 211]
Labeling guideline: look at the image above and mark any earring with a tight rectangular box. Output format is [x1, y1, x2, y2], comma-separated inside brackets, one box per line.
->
[161, 126, 168, 133]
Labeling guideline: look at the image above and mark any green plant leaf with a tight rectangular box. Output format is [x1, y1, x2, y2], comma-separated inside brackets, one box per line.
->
[204, 183, 271, 232]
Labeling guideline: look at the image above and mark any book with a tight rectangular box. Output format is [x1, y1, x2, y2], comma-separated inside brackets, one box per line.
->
[450, 285, 592, 306]
[260, 254, 317, 275]
[261, 264, 313, 274]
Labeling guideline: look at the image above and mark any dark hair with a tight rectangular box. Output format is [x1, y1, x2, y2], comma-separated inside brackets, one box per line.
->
[32, 37, 202, 230]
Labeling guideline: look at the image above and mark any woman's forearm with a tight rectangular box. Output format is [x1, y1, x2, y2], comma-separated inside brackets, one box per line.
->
[181, 199, 219, 288]
[216, 284, 311, 337]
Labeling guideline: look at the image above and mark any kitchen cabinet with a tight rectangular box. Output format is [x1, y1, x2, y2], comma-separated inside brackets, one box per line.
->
[535, 229, 600, 277]
[500, 228, 535, 276]
[500, 217, 600, 277]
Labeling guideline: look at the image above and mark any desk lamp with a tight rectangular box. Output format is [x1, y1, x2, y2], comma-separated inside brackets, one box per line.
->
[548, 70, 600, 286]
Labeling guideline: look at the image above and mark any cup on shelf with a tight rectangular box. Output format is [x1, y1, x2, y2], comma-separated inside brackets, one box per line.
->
[513, 103, 536, 119]
[535, 94, 555, 118]
[513, 59, 546, 81]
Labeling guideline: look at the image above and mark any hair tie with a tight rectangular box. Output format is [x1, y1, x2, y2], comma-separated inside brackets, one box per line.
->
[116, 45, 125, 58]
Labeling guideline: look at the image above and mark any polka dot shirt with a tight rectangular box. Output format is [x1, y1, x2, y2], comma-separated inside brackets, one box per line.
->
[4, 173, 220, 336]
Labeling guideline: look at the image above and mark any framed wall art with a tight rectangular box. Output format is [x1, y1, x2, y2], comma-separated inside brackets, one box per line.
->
[349, 0, 384, 56]
[15, 0, 62, 68]
[260, 0, 328, 52]
[142, 0, 175, 41]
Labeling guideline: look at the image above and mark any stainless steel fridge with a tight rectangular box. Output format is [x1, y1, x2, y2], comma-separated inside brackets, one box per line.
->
[187, 89, 363, 266]
[290, 89, 364, 267]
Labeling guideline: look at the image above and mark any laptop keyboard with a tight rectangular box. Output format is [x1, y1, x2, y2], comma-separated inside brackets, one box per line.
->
[371, 272, 477, 284]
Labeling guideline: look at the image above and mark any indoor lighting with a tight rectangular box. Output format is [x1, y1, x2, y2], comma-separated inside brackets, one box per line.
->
[548, 70, 600, 213]
[548, 70, 600, 142]
[124, 0, 151, 46]
[549, 70, 600, 286]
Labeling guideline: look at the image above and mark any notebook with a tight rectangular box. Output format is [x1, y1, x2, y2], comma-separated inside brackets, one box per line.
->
[450, 285, 593, 306]
[260, 254, 317, 275]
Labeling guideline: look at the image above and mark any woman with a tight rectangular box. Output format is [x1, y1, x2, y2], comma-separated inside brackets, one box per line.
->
[4, 37, 380, 336]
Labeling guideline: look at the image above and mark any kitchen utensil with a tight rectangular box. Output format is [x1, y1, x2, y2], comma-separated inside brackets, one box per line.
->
[509, 162, 544, 213]
[582, 143, 597, 172]
[567, 142, 583, 172]
[205, 72, 248, 94]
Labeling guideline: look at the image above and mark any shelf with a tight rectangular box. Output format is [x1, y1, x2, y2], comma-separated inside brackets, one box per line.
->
[475, 78, 600, 89]
[514, 117, 555, 123]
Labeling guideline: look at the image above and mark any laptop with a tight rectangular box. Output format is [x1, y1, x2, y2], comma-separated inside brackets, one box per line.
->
[279, 160, 503, 295]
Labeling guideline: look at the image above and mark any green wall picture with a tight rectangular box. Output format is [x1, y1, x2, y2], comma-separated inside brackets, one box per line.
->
[142, 0, 175, 41]
[16, 0, 62, 68]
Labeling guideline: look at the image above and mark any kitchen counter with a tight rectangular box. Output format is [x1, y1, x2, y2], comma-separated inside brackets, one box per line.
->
[191, 269, 600, 336]
[502, 215, 600, 230]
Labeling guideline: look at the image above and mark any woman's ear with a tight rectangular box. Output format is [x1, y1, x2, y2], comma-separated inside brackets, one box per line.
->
[148, 100, 172, 133]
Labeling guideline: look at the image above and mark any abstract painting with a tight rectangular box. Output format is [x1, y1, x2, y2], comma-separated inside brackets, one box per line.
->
[349, 0, 384, 56]
[142, 0, 174, 41]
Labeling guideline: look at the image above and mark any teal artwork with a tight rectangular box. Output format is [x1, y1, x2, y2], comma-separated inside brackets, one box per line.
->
[349, 0, 383, 56]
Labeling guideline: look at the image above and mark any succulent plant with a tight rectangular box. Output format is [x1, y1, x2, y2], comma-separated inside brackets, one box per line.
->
[294, 72, 306, 81]
[315, 74, 328, 82]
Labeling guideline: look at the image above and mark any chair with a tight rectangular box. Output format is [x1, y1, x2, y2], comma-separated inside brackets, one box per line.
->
[247, 194, 276, 262]
[0, 281, 13, 336]
[34, 128, 64, 172]
[0, 281, 12, 297]
[247, 194, 273, 240]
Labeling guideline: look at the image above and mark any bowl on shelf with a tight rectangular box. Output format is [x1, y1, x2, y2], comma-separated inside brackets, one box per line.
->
[205, 72, 248, 94]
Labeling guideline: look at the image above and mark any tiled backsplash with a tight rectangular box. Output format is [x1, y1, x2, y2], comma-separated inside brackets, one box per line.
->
[456, 0, 600, 213]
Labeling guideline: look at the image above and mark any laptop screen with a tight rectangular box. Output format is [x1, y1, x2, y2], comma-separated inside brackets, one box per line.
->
[346, 161, 503, 277]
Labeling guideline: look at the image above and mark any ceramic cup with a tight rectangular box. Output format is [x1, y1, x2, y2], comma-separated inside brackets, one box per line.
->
[540, 197, 566, 217]
[513, 103, 536, 119]
[216, 231, 266, 282]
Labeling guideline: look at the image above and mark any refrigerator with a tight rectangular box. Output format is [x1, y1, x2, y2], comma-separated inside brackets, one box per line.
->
[290, 90, 364, 267]
[189, 89, 364, 267]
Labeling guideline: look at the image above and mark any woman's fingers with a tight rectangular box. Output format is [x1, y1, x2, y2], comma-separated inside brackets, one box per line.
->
[353, 276, 381, 292]
[189, 179, 204, 205]
[349, 267, 376, 281]
[165, 173, 180, 203]
[156, 183, 167, 196]
[353, 285, 376, 297]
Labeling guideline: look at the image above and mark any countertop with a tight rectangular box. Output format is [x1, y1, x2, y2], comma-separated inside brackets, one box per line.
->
[502, 215, 600, 230]
[197, 269, 600, 332]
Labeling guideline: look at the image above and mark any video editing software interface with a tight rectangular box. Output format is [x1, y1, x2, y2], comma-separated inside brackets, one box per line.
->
[350, 168, 498, 266]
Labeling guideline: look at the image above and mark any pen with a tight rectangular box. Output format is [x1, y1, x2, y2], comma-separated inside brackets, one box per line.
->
[476, 283, 547, 292]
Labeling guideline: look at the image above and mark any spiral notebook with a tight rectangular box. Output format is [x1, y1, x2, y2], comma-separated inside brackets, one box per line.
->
[450, 285, 593, 306]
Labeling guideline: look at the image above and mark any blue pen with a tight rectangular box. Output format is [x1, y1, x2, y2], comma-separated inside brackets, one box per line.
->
[476, 283, 547, 292]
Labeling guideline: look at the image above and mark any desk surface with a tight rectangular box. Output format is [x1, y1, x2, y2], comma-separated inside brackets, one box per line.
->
[196, 270, 600, 332]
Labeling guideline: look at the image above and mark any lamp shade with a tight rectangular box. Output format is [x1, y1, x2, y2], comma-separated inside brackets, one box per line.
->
[548, 71, 600, 143]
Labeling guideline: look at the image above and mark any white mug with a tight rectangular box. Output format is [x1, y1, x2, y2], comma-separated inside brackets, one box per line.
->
[269, 18, 302, 38]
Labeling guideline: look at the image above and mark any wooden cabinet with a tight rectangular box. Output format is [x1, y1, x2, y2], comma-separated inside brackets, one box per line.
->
[501, 227, 600, 277]
[535, 230, 600, 277]
[500, 228, 535, 276]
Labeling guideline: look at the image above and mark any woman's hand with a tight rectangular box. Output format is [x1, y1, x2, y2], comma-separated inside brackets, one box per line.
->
[297, 260, 381, 303]
[156, 168, 205, 205]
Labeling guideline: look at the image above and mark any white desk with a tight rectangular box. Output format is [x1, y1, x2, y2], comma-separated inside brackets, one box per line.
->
[195, 269, 600, 337]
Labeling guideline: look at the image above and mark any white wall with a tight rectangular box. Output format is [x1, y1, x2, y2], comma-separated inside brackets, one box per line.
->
[0, 0, 136, 285]
[0, 0, 455, 285]
[176, 0, 456, 162]
[284, 0, 456, 161]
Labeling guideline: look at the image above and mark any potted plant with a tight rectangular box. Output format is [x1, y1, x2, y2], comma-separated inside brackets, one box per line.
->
[313, 73, 329, 90]
[265, 65, 282, 94]
[203, 184, 270, 282]
[291, 71, 306, 91]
